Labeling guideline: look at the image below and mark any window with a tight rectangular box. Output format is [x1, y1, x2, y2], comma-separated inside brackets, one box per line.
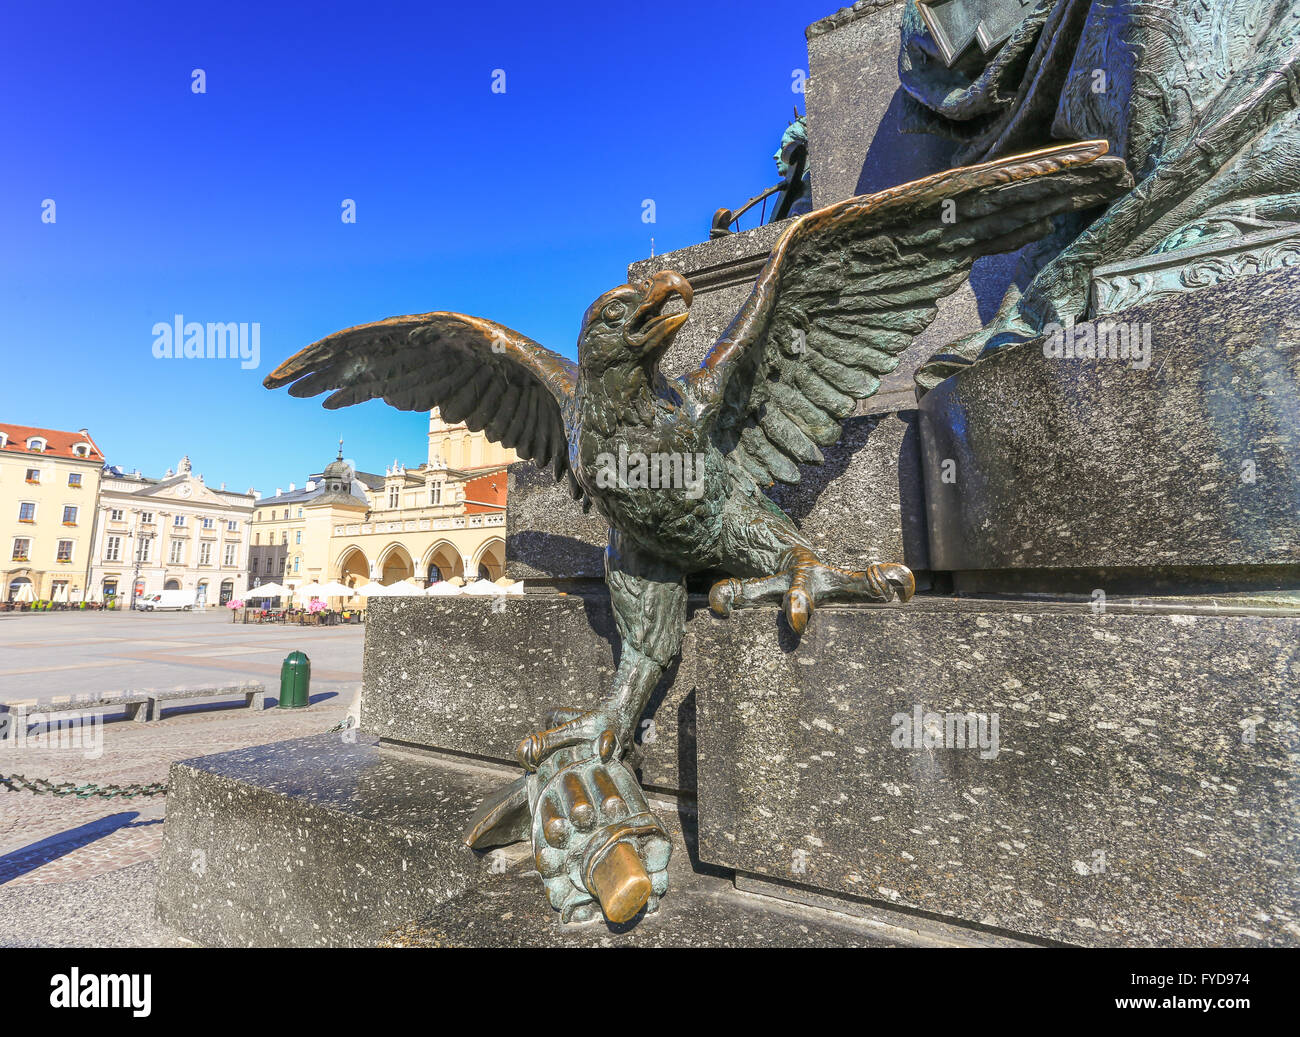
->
[173, 514, 186, 527]
[12, 538, 30, 561]
[223, 543, 237, 566]
[25, 468, 40, 484]
[281, 532, 288, 545]
[254, 532, 260, 545]
[68, 473, 82, 488]
[282, 509, 289, 520]
[293, 557, 300, 573]
[199, 542, 212, 565]
[297, 508, 303, 518]
[18, 502, 35, 522]
[105, 535, 122, 562]
[226, 520, 238, 532]
[295, 530, 302, 544]
[62, 506, 77, 525]
[26, 438, 46, 452]
[139, 511, 154, 524]
[109, 509, 124, 521]
[168, 539, 184, 564]
[202, 517, 215, 529]
[265, 558, 273, 574]
[72, 444, 90, 457]
[56, 540, 73, 562]
[388, 487, 399, 508]
[280, 557, 288, 574]
[429, 483, 443, 506]
[137, 538, 152, 563]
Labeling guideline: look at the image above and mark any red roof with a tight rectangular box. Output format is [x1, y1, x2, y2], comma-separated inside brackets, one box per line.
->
[0, 423, 104, 462]
[463, 471, 507, 514]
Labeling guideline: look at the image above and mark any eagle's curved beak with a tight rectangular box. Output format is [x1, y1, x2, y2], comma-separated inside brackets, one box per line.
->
[624, 270, 693, 352]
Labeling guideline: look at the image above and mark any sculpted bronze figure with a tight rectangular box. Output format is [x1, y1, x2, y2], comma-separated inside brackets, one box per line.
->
[266, 140, 1130, 925]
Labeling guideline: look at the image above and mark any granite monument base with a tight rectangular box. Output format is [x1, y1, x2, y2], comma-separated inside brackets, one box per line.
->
[158, 592, 1297, 947]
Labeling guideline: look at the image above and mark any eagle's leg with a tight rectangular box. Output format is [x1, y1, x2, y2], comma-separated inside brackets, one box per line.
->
[518, 532, 686, 768]
[505, 532, 685, 924]
[709, 499, 914, 634]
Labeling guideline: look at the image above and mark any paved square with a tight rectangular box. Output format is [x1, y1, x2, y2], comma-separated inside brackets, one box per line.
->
[0, 609, 364, 705]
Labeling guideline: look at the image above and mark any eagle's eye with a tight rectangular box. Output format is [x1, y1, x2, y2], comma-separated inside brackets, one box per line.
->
[602, 301, 627, 325]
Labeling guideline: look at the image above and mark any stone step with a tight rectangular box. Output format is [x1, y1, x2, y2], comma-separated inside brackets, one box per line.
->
[377, 797, 934, 948]
[156, 733, 517, 947]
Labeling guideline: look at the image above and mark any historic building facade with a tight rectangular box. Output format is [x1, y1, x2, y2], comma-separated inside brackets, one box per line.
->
[249, 410, 515, 593]
[0, 424, 105, 602]
[87, 456, 255, 607]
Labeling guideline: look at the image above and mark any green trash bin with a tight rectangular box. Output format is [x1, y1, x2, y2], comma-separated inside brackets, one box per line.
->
[278, 651, 311, 709]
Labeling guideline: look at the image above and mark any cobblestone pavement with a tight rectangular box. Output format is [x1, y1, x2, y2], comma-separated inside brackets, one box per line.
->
[0, 609, 364, 705]
[0, 696, 351, 946]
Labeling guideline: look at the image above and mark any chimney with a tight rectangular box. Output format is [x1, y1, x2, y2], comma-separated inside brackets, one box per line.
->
[289, 482, 296, 492]
[275, 487, 282, 496]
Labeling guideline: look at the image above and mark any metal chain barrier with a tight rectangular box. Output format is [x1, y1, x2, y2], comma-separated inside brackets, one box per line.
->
[0, 773, 169, 798]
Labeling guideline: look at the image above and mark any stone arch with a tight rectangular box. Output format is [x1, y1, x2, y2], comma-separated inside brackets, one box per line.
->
[378, 543, 415, 585]
[421, 540, 464, 583]
[473, 537, 506, 582]
[336, 546, 370, 588]
[164, 578, 182, 590]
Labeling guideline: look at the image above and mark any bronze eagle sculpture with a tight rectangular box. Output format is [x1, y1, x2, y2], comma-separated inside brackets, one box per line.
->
[266, 140, 1130, 925]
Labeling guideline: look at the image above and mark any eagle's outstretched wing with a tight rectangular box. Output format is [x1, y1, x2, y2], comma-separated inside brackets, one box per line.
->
[687, 140, 1132, 487]
[264, 313, 585, 498]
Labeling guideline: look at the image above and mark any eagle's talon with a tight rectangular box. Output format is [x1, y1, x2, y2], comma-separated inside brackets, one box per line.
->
[708, 578, 741, 617]
[783, 586, 813, 635]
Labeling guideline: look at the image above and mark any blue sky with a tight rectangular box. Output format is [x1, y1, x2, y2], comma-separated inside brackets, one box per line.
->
[1, 0, 835, 495]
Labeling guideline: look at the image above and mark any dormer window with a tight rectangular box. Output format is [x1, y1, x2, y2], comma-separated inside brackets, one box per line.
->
[0, 432, 7, 448]
[27, 438, 46, 452]
[72, 444, 90, 458]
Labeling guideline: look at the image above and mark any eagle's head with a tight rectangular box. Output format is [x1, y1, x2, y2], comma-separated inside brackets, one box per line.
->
[577, 270, 693, 376]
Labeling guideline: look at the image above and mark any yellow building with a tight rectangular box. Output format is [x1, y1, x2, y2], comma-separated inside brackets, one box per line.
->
[0, 423, 105, 602]
[248, 410, 516, 595]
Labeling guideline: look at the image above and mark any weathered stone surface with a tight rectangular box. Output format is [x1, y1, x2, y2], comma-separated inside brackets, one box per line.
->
[695, 599, 1300, 947]
[919, 266, 1300, 584]
[627, 221, 790, 378]
[505, 461, 607, 581]
[360, 595, 699, 794]
[766, 410, 929, 572]
[155, 733, 508, 947]
[803, 0, 1022, 411]
[380, 799, 928, 948]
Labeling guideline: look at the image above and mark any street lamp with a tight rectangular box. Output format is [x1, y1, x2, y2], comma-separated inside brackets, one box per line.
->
[128, 509, 156, 611]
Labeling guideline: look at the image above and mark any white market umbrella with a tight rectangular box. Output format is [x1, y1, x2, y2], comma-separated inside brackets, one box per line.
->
[248, 583, 287, 599]
[294, 582, 325, 605]
[52, 584, 70, 603]
[382, 582, 426, 597]
[354, 582, 391, 599]
[463, 579, 506, 596]
[13, 583, 36, 603]
[425, 582, 462, 596]
[318, 581, 354, 597]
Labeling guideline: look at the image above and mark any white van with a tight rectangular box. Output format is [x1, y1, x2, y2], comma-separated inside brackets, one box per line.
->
[140, 590, 199, 611]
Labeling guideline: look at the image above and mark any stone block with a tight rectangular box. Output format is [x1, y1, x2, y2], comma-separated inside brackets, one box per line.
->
[919, 266, 1300, 588]
[694, 599, 1300, 946]
[155, 733, 507, 947]
[360, 595, 699, 794]
[504, 460, 607, 582]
